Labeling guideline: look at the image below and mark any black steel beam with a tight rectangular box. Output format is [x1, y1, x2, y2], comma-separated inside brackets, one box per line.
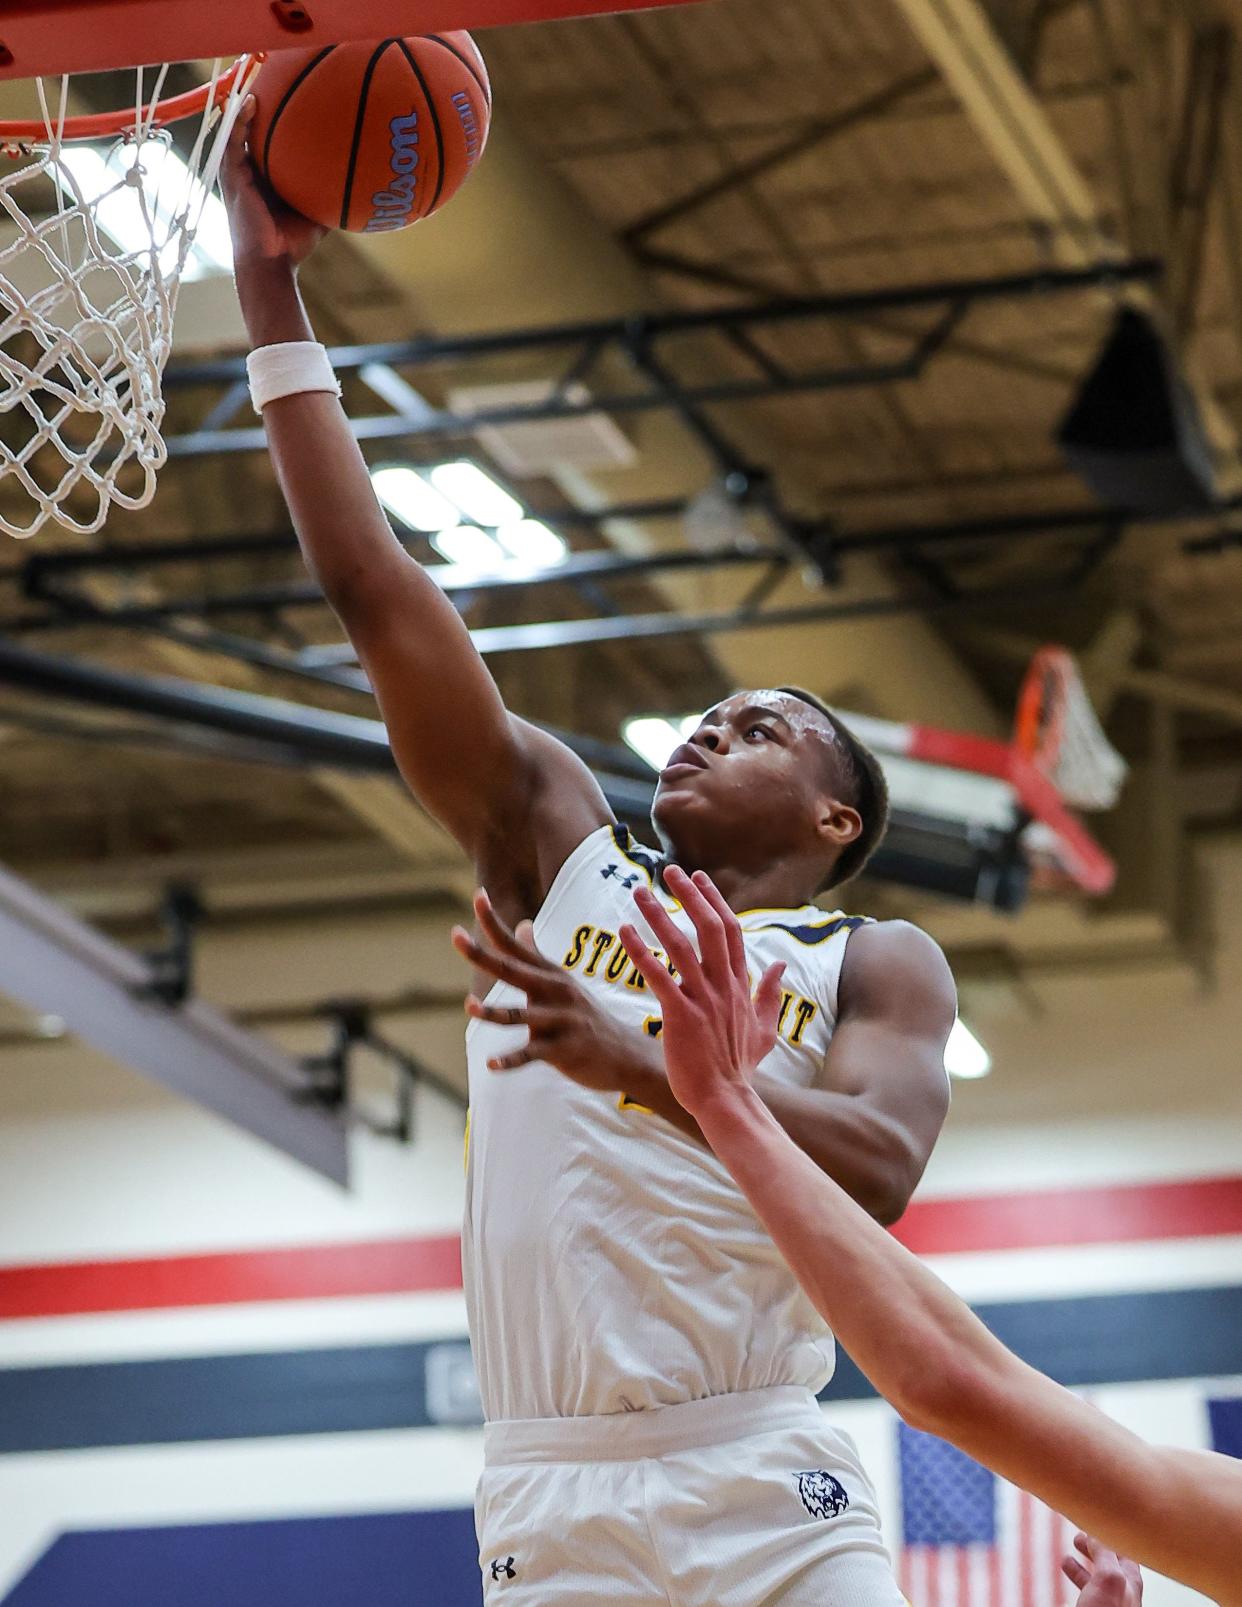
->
[0, 639, 657, 815]
[0, 637, 396, 769]
[622, 68, 940, 245]
[11, 496, 1240, 625]
[164, 260, 1163, 387]
[162, 356, 960, 460]
[161, 260, 1161, 461]
[8, 501, 693, 582]
[456, 576, 1083, 656]
[24, 543, 787, 625]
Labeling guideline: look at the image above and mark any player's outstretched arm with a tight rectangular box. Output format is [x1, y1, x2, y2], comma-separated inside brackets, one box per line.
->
[620, 871, 1242, 1607]
[221, 107, 610, 902]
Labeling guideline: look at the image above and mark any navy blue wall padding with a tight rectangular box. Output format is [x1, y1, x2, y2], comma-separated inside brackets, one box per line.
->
[823, 1283, 1242, 1402]
[3, 1510, 482, 1607]
[0, 1342, 431, 1452]
[2, 1287, 1242, 1452]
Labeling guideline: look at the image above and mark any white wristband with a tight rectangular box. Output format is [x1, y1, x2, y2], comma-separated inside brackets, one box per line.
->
[247, 341, 343, 412]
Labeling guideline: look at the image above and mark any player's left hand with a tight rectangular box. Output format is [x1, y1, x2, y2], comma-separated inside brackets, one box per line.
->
[1062, 1534, 1143, 1607]
[620, 865, 786, 1118]
[451, 890, 651, 1090]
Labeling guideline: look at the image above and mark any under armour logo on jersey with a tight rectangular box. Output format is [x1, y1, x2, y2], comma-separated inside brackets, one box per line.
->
[490, 1557, 517, 1581]
[795, 1469, 850, 1520]
[601, 864, 640, 889]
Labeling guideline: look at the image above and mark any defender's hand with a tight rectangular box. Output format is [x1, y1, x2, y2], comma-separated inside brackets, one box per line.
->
[452, 891, 647, 1091]
[221, 97, 326, 271]
[619, 865, 786, 1118]
[1062, 1535, 1143, 1607]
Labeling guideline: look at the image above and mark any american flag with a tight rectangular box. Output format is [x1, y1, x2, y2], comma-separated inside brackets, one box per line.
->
[897, 1423, 1078, 1607]
[1209, 1394, 1242, 1459]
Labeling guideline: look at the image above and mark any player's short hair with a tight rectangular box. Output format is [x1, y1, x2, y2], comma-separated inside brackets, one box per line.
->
[778, 687, 891, 891]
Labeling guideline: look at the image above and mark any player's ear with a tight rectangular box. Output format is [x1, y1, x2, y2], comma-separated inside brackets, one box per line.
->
[816, 797, 862, 852]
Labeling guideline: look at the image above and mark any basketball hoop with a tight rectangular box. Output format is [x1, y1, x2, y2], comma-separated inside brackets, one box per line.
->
[1014, 645, 1128, 812]
[0, 58, 257, 540]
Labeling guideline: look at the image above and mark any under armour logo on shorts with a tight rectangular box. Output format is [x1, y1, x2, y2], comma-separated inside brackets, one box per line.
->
[490, 1556, 517, 1581]
[795, 1469, 850, 1520]
[601, 864, 640, 888]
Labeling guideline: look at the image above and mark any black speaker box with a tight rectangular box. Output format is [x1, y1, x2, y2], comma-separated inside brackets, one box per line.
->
[1057, 305, 1219, 515]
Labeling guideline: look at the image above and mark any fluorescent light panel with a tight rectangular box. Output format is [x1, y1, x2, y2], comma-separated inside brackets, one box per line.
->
[432, 525, 505, 569]
[623, 712, 703, 772]
[431, 461, 524, 527]
[496, 519, 567, 566]
[623, 717, 684, 772]
[372, 464, 570, 578]
[56, 139, 231, 282]
[372, 466, 460, 533]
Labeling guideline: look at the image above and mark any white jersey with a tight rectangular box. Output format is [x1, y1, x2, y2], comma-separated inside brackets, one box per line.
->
[462, 824, 870, 1423]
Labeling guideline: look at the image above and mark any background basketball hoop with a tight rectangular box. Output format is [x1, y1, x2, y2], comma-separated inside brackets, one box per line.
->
[0, 59, 256, 540]
[1014, 645, 1128, 813]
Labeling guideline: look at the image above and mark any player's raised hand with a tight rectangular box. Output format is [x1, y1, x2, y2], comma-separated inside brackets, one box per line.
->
[220, 97, 326, 271]
[620, 865, 785, 1118]
[452, 890, 651, 1091]
[1062, 1535, 1143, 1607]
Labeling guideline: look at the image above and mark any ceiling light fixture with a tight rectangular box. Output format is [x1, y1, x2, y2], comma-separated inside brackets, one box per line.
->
[622, 716, 686, 772]
[430, 460, 524, 528]
[57, 139, 232, 282]
[945, 1019, 992, 1080]
[371, 466, 460, 534]
[431, 525, 506, 569]
[495, 519, 568, 567]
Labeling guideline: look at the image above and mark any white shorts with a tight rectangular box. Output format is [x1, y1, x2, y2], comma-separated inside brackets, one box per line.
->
[477, 1385, 906, 1606]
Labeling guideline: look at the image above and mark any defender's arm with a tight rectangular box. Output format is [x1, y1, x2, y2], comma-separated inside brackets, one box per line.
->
[624, 873, 1242, 1606]
[696, 1088, 1242, 1604]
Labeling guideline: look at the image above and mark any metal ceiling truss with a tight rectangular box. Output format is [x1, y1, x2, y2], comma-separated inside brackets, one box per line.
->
[619, 65, 942, 252]
[52, 258, 1159, 667]
[6, 496, 1236, 675]
[160, 263, 1162, 500]
[0, 261, 1205, 917]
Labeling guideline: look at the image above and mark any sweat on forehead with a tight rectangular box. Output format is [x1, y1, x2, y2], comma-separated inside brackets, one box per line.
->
[710, 690, 840, 740]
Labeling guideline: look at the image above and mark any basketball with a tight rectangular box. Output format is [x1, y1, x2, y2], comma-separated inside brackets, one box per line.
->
[249, 34, 491, 234]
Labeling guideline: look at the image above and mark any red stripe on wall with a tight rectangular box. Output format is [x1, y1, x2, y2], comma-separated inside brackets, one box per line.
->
[892, 1174, 1242, 1256]
[0, 1235, 461, 1321]
[2, 1175, 1240, 1322]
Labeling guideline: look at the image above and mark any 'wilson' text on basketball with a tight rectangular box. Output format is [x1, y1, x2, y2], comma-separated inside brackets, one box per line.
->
[366, 113, 421, 232]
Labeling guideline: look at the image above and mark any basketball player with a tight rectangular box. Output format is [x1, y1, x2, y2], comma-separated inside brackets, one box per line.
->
[222, 108, 958, 1605]
[616, 866, 1242, 1605]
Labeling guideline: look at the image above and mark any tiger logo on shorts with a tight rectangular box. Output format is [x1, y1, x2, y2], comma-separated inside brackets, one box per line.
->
[795, 1469, 850, 1520]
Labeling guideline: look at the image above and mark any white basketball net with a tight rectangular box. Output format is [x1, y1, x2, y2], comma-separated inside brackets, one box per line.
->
[1017, 645, 1128, 812]
[0, 63, 251, 540]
